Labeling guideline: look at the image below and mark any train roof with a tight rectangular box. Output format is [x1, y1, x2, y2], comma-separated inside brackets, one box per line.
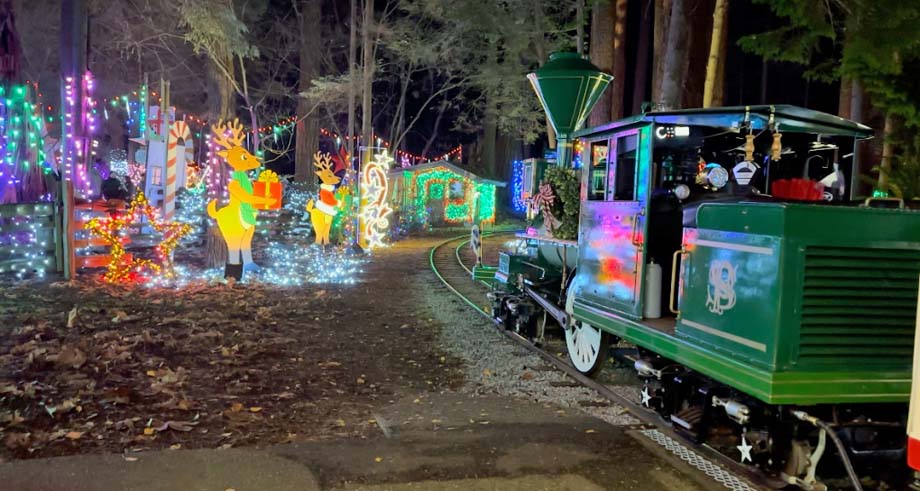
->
[573, 104, 874, 139]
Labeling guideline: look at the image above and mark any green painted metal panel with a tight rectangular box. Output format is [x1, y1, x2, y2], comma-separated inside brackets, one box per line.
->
[676, 228, 783, 370]
[573, 301, 910, 404]
[527, 52, 612, 138]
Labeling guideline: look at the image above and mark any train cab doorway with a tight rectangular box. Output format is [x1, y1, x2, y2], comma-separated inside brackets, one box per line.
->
[574, 126, 651, 320]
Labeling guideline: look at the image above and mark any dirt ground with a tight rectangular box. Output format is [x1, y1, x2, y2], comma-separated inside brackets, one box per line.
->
[0, 233, 724, 491]
[0, 236, 465, 461]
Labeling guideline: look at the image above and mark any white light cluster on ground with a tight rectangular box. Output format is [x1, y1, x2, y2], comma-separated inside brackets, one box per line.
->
[0, 223, 51, 279]
[146, 242, 367, 288]
[175, 191, 208, 239]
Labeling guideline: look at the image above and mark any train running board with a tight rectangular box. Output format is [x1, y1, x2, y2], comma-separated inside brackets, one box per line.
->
[524, 285, 567, 327]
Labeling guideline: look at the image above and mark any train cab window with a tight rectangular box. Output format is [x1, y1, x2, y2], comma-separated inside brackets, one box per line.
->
[610, 134, 638, 201]
[588, 141, 609, 201]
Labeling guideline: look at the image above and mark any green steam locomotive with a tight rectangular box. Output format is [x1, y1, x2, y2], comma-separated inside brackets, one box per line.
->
[488, 52, 920, 488]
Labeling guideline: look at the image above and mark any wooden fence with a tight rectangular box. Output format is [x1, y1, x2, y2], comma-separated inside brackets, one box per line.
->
[73, 200, 130, 269]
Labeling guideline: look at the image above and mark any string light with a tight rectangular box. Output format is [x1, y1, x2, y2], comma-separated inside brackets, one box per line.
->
[84, 192, 191, 283]
[511, 160, 527, 214]
[0, 204, 55, 278]
[411, 167, 498, 224]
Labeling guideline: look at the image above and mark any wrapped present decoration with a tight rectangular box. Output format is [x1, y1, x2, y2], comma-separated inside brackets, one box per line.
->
[253, 169, 282, 210]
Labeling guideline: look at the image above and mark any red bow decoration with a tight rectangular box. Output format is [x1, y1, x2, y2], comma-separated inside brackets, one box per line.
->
[528, 183, 561, 232]
[331, 145, 350, 176]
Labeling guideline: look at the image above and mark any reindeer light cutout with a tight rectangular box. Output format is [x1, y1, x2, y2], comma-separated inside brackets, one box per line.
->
[207, 119, 277, 280]
[306, 152, 343, 246]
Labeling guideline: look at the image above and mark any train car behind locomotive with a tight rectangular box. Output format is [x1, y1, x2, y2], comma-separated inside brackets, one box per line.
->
[491, 52, 920, 489]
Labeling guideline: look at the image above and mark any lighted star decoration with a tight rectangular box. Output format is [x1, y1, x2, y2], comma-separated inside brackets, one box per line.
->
[84, 192, 192, 283]
[359, 150, 394, 249]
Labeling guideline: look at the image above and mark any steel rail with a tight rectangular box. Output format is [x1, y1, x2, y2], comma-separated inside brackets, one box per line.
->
[429, 234, 771, 491]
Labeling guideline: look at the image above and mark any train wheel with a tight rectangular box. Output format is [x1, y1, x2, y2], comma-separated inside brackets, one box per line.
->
[565, 320, 610, 376]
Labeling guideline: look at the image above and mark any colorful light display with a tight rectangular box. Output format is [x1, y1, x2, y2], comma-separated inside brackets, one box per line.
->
[359, 150, 394, 249]
[511, 160, 526, 214]
[0, 204, 55, 278]
[411, 166, 498, 225]
[0, 83, 53, 203]
[84, 192, 191, 283]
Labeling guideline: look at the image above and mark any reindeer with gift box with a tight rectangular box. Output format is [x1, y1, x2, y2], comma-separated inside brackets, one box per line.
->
[207, 119, 277, 280]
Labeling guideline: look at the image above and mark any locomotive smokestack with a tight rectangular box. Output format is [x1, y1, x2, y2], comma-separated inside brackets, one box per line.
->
[527, 52, 612, 168]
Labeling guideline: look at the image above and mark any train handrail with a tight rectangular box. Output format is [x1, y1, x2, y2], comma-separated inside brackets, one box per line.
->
[669, 248, 686, 315]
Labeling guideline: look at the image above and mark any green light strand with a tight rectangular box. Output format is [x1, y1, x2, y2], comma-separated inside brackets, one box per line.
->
[412, 167, 497, 224]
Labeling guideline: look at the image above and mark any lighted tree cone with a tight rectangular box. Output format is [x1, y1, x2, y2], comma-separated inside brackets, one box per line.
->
[206, 119, 276, 280]
[306, 152, 342, 246]
[359, 150, 394, 249]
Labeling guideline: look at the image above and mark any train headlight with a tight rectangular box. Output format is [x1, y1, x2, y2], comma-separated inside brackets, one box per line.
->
[673, 184, 690, 200]
[705, 164, 729, 189]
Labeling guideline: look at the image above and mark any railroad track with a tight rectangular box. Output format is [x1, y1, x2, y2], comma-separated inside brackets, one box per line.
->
[430, 233, 771, 491]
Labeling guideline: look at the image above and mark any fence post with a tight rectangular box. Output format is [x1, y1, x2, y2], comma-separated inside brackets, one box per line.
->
[62, 181, 75, 279]
[54, 193, 64, 273]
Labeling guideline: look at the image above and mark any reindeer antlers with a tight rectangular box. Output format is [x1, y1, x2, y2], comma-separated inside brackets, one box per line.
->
[313, 152, 333, 171]
[211, 118, 246, 150]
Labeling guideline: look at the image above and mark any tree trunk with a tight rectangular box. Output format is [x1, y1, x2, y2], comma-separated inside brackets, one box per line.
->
[206, 54, 234, 269]
[838, 78, 852, 119]
[850, 78, 864, 123]
[632, 0, 653, 114]
[347, 0, 357, 159]
[295, 0, 321, 188]
[878, 113, 895, 193]
[533, 0, 556, 149]
[360, 0, 374, 163]
[652, 0, 671, 105]
[483, 100, 497, 176]
[588, 0, 615, 127]
[390, 68, 412, 150]
[421, 98, 448, 158]
[658, 0, 688, 109]
[679, 0, 711, 108]
[611, 0, 627, 120]
[711, 8, 729, 107]
[576, 0, 585, 54]
[702, 0, 727, 108]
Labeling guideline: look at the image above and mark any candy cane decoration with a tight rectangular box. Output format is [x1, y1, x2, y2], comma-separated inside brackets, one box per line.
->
[164, 120, 191, 220]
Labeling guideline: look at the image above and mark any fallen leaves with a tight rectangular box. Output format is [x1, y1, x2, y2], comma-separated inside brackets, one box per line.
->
[4, 432, 30, 450]
[64, 431, 83, 440]
[154, 420, 197, 432]
[49, 345, 87, 369]
[0, 246, 465, 462]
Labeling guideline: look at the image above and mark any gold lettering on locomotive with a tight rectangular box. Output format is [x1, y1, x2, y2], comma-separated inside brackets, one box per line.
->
[706, 260, 737, 315]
